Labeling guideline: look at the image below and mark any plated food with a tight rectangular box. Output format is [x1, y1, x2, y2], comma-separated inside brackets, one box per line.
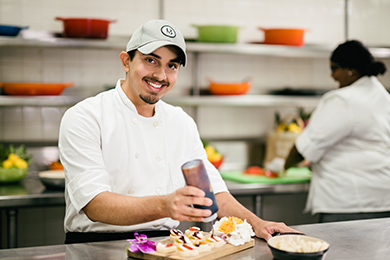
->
[127, 218, 255, 259]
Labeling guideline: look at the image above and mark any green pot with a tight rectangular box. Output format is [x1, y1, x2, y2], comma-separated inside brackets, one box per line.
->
[0, 167, 28, 183]
[193, 25, 240, 43]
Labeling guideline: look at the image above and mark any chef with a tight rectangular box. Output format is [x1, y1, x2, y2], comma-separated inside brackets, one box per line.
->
[285, 40, 390, 223]
[59, 19, 296, 244]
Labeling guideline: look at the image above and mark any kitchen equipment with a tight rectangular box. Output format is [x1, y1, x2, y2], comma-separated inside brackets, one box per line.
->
[1, 82, 73, 95]
[182, 159, 218, 222]
[267, 233, 330, 260]
[220, 167, 311, 184]
[0, 25, 28, 37]
[55, 17, 115, 39]
[0, 168, 28, 183]
[269, 88, 330, 96]
[38, 170, 65, 189]
[259, 28, 306, 46]
[209, 78, 251, 95]
[193, 25, 240, 43]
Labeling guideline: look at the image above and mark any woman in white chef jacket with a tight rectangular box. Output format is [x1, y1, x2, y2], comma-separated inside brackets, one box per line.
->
[285, 40, 390, 223]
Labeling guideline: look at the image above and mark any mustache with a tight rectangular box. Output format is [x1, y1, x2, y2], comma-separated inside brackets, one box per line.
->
[143, 77, 170, 88]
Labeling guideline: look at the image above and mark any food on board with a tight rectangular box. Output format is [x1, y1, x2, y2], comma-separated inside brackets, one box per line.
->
[243, 166, 265, 175]
[213, 217, 255, 246]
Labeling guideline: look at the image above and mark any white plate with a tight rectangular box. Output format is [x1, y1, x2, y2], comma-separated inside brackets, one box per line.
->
[38, 170, 65, 188]
[38, 170, 65, 179]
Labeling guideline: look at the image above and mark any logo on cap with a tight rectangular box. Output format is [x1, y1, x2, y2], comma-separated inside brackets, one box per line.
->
[161, 25, 176, 38]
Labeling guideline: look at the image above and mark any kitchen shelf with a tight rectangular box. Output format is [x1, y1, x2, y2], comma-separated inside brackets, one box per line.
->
[0, 95, 84, 107]
[2, 35, 390, 58]
[163, 94, 321, 108]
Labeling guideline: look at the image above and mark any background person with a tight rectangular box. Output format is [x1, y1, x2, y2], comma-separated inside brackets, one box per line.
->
[59, 19, 296, 244]
[285, 40, 390, 223]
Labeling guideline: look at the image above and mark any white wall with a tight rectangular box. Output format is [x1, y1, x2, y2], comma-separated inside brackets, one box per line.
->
[1, 0, 390, 145]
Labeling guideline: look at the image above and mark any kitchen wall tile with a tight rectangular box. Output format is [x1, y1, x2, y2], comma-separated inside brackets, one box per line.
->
[22, 107, 42, 122]
[349, 0, 390, 46]
[21, 60, 44, 82]
[23, 124, 43, 140]
[1, 123, 23, 141]
[0, 0, 22, 25]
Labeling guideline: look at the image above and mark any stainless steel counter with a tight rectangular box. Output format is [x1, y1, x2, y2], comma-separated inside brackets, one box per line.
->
[0, 176, 65, 249]
[0, 217, 389, 259]
[0, 177, 309, 248]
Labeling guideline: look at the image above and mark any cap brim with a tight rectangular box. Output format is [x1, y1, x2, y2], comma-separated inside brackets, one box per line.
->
[138, 41, 187, 67]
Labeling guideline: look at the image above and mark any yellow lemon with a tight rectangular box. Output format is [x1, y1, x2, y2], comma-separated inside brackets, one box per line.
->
[209, 152, 222, 162]
[2, 159, 14, 169]
[205, 145, 216, 158]
[14, 158, 28, 169]
[8, 153, 20, 162]
[287, 123, 302, 133]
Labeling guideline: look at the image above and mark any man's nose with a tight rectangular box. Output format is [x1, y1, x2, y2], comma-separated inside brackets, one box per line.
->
[153, 67, 167, 81]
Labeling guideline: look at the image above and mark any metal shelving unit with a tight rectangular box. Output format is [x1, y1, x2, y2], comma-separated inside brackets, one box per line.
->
[1, 35, 389, 107]
[163, 95, 320, 108]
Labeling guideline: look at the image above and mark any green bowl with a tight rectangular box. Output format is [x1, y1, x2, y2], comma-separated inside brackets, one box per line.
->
[0, 167, 28, 183]
[193, 25, 240, 43]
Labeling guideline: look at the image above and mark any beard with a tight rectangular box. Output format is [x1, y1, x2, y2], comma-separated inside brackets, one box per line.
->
[139, 76, 170, 105]
[139, 93, 159, 105]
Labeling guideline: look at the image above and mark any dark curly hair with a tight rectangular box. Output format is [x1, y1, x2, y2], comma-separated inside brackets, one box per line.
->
[330, 40, 387, 77]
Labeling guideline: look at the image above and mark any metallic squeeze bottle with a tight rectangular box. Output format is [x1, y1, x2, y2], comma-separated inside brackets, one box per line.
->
[181, 159, 219, 222]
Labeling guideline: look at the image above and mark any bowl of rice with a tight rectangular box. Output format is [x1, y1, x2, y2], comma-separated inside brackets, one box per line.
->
[267, 233, 330, 260]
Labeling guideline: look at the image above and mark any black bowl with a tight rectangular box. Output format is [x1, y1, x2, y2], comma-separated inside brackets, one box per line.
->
[267, 233, 330, 260]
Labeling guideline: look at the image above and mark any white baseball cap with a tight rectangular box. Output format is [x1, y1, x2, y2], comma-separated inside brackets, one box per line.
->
[126, 20, 187, 67]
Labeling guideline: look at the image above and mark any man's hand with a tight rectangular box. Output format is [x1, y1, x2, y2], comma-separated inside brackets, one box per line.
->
[254, 219, 299, 241]
[164, 186, 213, 222]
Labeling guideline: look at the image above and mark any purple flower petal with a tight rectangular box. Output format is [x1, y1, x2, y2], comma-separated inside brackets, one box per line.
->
[138, 243, 156, 254]
[127, 232, 156, 254]
[128, 243, 140, 253]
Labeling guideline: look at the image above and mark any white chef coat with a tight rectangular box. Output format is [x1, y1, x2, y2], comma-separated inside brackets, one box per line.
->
[59, 79, 228, 233]
[296, 76, 390, 214]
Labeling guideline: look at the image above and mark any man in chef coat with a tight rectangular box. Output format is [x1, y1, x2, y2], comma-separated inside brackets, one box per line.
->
[59, 19, 296, 244]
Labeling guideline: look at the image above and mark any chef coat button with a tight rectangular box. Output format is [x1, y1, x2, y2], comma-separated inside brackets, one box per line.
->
[128, 189, 134, 195]
[135, 153, 139, 159]
[153, 121, 159, 128]
[156, 187, 162, 194]
[132, 118, 138, 125]
[156, 156, 162, 162]
[153, 223, 160, 227]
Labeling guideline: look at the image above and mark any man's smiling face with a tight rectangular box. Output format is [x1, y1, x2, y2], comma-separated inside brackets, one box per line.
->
[127, 46, 181, 106]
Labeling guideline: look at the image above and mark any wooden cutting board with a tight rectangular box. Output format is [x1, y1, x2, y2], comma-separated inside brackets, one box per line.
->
[127, 237, 254, 260]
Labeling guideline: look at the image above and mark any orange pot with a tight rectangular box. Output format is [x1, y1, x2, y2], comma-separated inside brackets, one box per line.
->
[209, 79, 251, 96]
[1, 82, 73, 96]
[259, 28, 306, 46]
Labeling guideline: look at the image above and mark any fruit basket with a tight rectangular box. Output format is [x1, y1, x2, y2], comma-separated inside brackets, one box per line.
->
[0, 144, 32, 183]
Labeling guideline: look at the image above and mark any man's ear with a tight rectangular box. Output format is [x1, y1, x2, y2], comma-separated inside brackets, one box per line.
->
[119, 51, 130, 73]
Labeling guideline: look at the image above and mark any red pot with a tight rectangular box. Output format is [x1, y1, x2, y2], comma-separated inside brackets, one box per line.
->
[56, 17, 115, 39]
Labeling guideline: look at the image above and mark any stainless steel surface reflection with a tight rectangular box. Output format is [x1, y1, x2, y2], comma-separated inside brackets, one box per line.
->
[0, 218, 390, 259]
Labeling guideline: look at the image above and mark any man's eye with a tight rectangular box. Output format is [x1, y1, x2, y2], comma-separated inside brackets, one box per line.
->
[145, 58, 156, 64]
[168, 63, 179, 70]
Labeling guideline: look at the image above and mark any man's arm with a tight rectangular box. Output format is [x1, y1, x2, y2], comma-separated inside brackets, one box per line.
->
[215, 192, 297, 241]
[83, 186, 214, 225]
[284, 144, 305, 169]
